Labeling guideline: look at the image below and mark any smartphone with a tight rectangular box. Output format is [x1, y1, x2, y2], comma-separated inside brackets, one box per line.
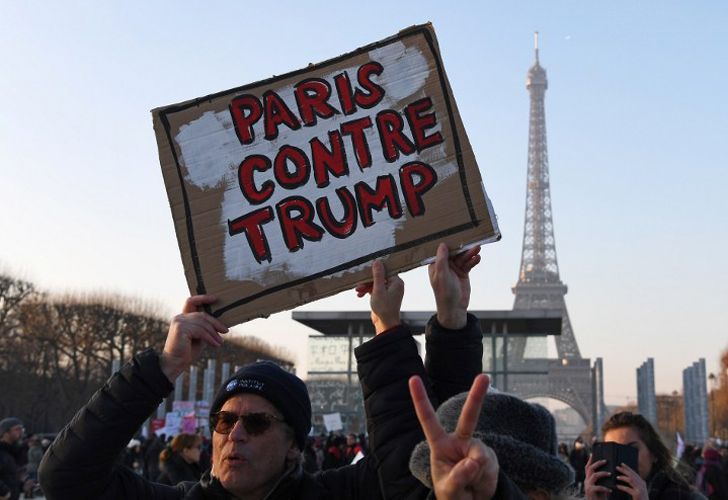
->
[591, 441, 639, 500]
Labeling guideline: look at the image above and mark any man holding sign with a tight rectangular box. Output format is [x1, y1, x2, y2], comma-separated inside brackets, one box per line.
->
[38, 244, 523, 499]
[40, 24, 510, 500]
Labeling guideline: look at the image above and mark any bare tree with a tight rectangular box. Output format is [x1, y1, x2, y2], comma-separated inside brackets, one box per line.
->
[1, 275, 295, 432]
[712, 348, 728, 439]
[0, 290, 168, 430]
[0, 273, 37, 360]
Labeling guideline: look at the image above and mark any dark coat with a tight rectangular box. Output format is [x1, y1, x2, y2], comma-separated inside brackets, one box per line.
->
[0, 441, 22, 500]
[156, 453, 203, 486]
[568, 447, 588, 483]
[145, 436, 166, 480]
[695, 450, 728, 500]
[38, 316, 525, 499]
[649, 469, 705, 499]
[388, 314, 527, 500]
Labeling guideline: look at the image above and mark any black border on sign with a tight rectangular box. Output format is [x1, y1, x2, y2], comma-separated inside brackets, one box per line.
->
[158, 26, 480, 318]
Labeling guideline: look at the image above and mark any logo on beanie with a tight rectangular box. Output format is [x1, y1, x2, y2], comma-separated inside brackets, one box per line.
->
[226, 378, 265, 393]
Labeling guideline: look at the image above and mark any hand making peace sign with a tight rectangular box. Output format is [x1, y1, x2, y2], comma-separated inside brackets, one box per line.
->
[409, 373, 499, 500]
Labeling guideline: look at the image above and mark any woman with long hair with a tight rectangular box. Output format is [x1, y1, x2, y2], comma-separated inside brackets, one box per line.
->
[155, 433, 203, 486]
[585, 412, 702, 499]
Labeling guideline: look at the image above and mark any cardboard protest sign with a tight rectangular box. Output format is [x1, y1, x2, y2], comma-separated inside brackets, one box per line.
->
[323, 412, 344, 433]
[164, 411, 182, 436]
[152, 23, 500, 327]
[172, 400, 195, 413]
[150, 418, 165, 433]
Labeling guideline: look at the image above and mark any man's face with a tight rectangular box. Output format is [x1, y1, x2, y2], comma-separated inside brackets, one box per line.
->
[211, 393, 297, 497]
[2, 425, 23, 445]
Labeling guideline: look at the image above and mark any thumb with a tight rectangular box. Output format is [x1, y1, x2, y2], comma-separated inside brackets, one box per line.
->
[440, 457, 481, 497]
[449, 456, 480, 484]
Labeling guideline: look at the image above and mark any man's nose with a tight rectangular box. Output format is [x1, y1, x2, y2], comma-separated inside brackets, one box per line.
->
[227, 418, 250, 441]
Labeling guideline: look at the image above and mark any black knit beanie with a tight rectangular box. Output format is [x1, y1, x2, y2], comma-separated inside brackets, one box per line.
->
[210, 361, 311, 450]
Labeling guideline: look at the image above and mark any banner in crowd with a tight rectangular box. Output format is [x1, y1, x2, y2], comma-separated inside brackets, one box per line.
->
[152, 23, 500, 326]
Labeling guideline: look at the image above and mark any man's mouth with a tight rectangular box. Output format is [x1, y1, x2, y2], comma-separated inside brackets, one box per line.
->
[225, 452, 247, 465]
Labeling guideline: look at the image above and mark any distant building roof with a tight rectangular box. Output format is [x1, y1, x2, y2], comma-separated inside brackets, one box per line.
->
[292, 309, 562, 337]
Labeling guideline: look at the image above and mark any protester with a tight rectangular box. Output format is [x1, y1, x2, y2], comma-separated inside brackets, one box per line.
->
[584, 411, 701, 499]
[302, 437, 319, 474]
[358, 433, 368, 455]
[321, 434, 346, 470]
[197, 434, 212, 474]
[25, 436, 44, 483]
[156, 433, 204, 486]
[313, 435, 325, 471]
[558, 443, 570, 465]
[124, 438, 144, 475]
[568, 436, 588, 494]
[344, 433, 363, 464]
[39, 242, 512, 499]
[24, 435, 44, 497]
[679, 444, 700, 484]
[143, 433, 166, 480]
[694, 442, 728, 499]
[0, 417, 26, 500]
[409, 375, 575, 500]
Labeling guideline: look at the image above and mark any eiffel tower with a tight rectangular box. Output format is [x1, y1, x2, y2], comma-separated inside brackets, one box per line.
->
[507, 33, 604, 431]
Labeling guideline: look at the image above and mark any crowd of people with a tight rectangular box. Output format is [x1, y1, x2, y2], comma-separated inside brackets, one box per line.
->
[303, 432, 367, 472]
[122, 429, 369, 483]
[1, 242, 726, 499]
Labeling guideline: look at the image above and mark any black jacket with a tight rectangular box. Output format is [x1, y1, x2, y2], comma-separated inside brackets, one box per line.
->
[39, 317, 525, 499]
[0, 441, 22, 500]
[648, 469, 705, 499]
[400, 315, 528, 500]
[157, 453, 204, 486]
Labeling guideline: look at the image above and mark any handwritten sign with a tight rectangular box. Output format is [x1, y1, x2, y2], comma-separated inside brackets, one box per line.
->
[152, 23, 500, 326]
[323, 412, 344, 432]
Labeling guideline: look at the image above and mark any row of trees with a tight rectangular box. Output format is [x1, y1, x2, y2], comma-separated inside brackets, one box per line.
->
[709, 349, 728, 440]
[638, 349, 728, 447]
[0, 272, 291, 433]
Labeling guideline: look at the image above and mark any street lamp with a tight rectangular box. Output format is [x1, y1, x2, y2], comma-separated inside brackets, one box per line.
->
[709, 372, 716, 437]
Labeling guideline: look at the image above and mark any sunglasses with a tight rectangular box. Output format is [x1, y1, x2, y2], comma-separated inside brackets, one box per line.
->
[210, 411, 284, 435]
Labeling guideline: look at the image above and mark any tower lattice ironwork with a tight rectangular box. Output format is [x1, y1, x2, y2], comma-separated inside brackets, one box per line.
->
[512, 32, 580, 360]
[505, 34, 603, 431]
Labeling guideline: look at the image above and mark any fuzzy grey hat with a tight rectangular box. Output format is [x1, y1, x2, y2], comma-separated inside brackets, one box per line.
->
[409, 391, 574, 494]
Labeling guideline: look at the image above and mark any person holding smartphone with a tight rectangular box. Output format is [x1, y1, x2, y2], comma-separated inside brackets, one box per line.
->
[584, 412, 702, 499]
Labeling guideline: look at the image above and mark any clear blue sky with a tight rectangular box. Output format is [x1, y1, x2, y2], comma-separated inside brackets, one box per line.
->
[1, 1, 726, 406]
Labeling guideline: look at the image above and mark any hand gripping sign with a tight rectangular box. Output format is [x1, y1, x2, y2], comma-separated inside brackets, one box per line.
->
[152, 23, 500, 327]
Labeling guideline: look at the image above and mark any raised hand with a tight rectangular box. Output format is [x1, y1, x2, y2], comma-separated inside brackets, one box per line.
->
[355, 260, 403, 335]
[428, 243, 481, 329]
[409, 374, 498, 500]
[583, 455, 611, 499]
[614, 463, 649, 500]
[160, 295, 229, 382]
